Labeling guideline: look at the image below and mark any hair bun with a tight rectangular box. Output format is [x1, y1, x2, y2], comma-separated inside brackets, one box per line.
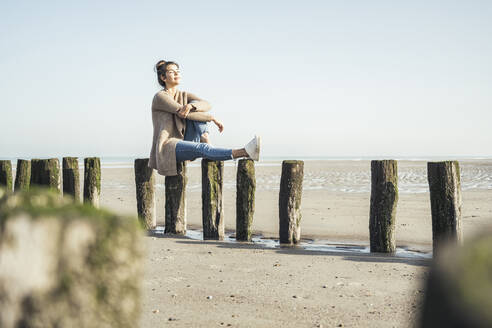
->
[155, 60, 167, 72]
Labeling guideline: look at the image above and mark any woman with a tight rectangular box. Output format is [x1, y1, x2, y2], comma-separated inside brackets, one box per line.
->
[148, 60, 260, 176]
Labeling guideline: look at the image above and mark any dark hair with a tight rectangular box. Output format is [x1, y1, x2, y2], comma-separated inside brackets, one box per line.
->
[155, 60, 179, 88]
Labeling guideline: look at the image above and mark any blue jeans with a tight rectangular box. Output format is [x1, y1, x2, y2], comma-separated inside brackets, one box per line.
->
[175, 120, 233, 162]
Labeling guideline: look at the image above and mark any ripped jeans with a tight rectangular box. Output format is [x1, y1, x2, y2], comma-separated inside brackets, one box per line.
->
[175, 120, 233, 162]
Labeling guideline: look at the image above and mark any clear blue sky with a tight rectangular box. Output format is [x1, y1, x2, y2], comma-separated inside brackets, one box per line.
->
[1, 0, 491, 158]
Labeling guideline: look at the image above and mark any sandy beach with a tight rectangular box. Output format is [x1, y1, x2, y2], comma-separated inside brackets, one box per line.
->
[97, 160, 492, 327]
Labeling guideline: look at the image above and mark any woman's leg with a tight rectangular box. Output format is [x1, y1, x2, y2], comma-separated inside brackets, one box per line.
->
[176, 140, 233, 162]
[184, 120, 210, 143]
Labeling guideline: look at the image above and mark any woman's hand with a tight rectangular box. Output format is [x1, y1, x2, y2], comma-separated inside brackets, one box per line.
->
[176, 104, 194, 118]
[212, 118, 224, 133]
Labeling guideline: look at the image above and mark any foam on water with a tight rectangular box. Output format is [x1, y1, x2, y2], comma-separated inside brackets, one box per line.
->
[161, 163, 492, 194]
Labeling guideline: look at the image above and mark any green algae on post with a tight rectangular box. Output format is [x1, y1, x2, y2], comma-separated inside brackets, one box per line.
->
[427, 161, 462, 253]
[30, 158, 61, 193]
[201, 159, 224, 240]
[421, 231, 492, 326]
[236, 159, 256, 241]
[165, 161, 186, 234]
[14, 159, 30, 192]
[0, 189, 142, 328]
[63, 157, 80, 202]
[279, 160, 304, 245]
[369, 160, 398, 253]
[0, 160, 13, 192]
[84, 157, 101, 208]
[134, 158, 156, 230]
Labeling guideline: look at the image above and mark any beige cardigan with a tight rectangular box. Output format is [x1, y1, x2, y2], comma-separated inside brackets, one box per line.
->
[148, 89, 212, 176]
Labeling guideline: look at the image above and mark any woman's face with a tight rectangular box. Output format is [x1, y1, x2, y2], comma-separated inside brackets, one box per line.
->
[163, 64, 181, 86]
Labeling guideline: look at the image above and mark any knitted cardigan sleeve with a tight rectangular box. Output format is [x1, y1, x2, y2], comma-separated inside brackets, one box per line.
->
[186, 92, 212, 112]
[152, 91, 213, 122]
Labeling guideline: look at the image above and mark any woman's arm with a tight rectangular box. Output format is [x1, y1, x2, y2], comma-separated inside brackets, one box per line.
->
[153, 90, 214, 122]
[152, 92, 181, 113]
[186, 92, 211, 112]
[186, 112, 213, 122]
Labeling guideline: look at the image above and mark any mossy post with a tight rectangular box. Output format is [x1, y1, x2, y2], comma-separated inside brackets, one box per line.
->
[0, 160, 13, 192]
[279, 160, 304, 245]
[63, 157, 80, 202]
[236, 159, 256, 241]
[135, 158, 156, 230]
[369, 160, 398, 253]
[427, 161, 462, 252]
[165, 161, 187, 234]
[420, 232, 492, 327]
[201, 159, 224, 240]
[84, 157, 101, 208]
[0, 189, 142, 328]
[14, 159, 30, 192]
[30, 158, 61, 193]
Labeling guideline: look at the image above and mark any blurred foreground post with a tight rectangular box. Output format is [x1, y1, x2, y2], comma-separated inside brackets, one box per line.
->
[63, 157, 80, 202]
[279, 160, 304, 245]
[84, 157, 101, 207]
[420, 232, 492, 327]
[30, 158, 61, 193]
[236, 159, 256, 241]
[369, 160, 398, 253]
[134, 158, 156, 229]
[14, 159, 30, 192]
[0, 160, 13, 192]
[0, 189, 142, 328]
[427, 161, 462, 252]
[165, 161, 186, 234]
[201, 159, 224, 240]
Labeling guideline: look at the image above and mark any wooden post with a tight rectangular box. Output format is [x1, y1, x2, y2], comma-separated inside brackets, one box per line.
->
[135, 158, 156, 230]
[0, 160, 13, 192]
[420, 232, 492, 327]
[165, 161, 187, 234]
[201, 159, 224, 240]
[369, 160, 398, 253]
[84, 157, 101, 207]
[63, 157, 80, 202]
[236, 159, 256, 241]
[279, 160, 304, 245]
[427, 161, 462, 252]
[30, 159, 61, 193]
[14, 159, 30, 192]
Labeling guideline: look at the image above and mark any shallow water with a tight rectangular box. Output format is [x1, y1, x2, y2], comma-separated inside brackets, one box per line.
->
[150, 226, 432, 260]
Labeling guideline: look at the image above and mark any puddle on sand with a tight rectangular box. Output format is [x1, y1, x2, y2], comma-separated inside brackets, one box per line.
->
[150, 226, 432, 260]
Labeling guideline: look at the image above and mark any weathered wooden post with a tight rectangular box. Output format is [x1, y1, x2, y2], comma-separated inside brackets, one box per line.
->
[30, 158, 61, 193]
[63, 157, 80, 202]
[236, 159, 256, 241]
[165, 161, 187, 234]
[0, 189, 142, 328]
[0, 160, 13, 192]
[84, 157, 101, 207]
[201, 159, 224, 240]
[135, 158, 156, 230]
[420, 230, 492, 327]
[427, 161, 462, 252]
[14, 159, 30, 192]
[279, 160, 304, 245]
[369, 160, 398, 253]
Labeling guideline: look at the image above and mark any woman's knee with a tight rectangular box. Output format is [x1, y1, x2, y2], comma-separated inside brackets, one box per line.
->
[184, 120, 210, 142]
[200, 132, 210, 144]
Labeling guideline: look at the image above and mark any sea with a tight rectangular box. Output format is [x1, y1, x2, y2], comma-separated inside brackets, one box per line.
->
[2, 156, 492, 194]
